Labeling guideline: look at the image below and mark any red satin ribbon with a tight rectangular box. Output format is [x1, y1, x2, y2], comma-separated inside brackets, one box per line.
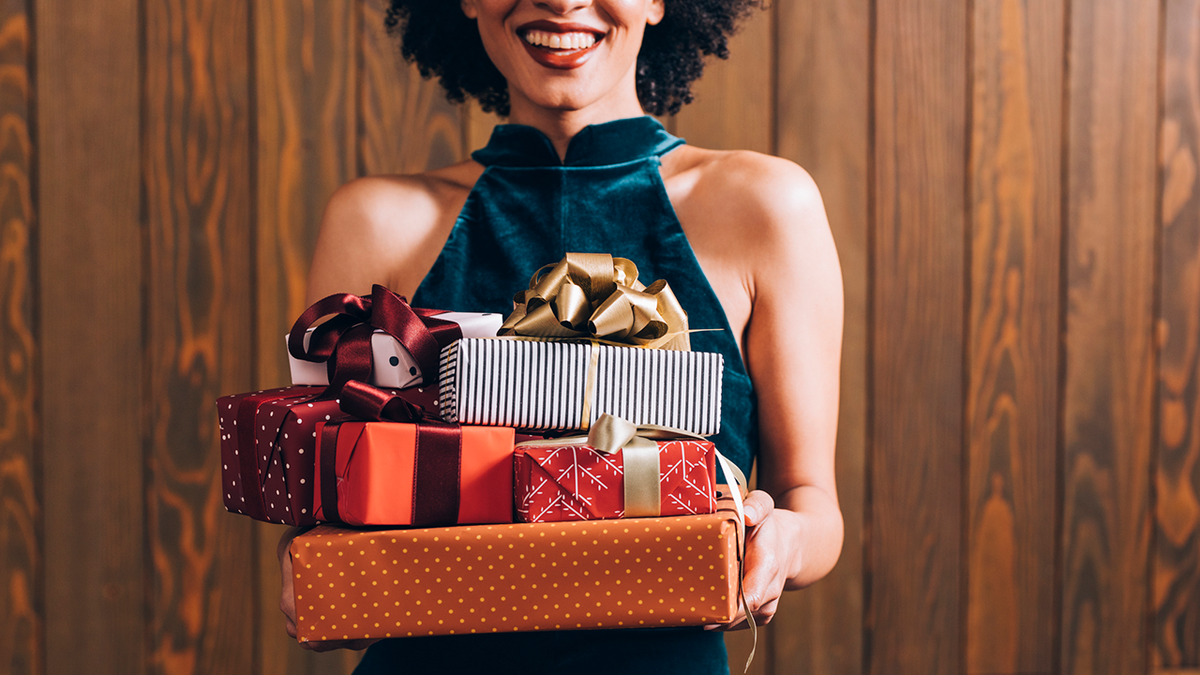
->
[319, 381, 462, 526]
[287, 285, 462, 395]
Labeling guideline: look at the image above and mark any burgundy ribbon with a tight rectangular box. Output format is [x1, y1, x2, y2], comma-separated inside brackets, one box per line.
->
[234, 387, 324, 522]
[319, 381, 462, 526]
[287, 284, 462, 396]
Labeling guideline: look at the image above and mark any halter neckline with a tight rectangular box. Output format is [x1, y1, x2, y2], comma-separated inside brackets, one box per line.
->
[471, 116, 685, 168]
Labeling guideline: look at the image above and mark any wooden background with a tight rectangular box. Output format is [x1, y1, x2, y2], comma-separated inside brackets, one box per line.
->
[0, 0, 1196, 673]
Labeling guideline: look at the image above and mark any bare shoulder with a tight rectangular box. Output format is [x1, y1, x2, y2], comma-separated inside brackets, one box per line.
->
[661, 146, 836, 301]
[306, 161, 482, 304]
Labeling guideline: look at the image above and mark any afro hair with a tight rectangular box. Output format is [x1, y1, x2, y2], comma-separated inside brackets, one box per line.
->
[385, 0, 763, 117]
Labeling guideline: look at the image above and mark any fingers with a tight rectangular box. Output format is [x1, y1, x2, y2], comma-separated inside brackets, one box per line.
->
[302, 638, 380, 653]
[742, 490, 775, 528]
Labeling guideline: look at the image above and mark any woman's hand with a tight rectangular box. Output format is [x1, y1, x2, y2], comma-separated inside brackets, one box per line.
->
[706, 491, 801, 630]
[278, 527, 380, 652]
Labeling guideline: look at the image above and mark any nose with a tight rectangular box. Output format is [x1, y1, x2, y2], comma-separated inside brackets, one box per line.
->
[534, 0, 591, 15]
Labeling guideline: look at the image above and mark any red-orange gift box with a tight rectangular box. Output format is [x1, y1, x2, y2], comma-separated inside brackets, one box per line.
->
[514, 439, 717, 523]
[289, 509, 740, 643]
[312, 420, 515, 526]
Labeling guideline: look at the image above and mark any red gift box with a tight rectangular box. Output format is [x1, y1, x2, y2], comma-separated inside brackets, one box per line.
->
[515, 438, 717, 523]
[217, 385, 442, 526]
[312, 420, 516, 526]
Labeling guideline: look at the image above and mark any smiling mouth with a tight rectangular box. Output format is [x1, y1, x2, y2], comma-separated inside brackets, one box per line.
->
[521, 29, 601, 53]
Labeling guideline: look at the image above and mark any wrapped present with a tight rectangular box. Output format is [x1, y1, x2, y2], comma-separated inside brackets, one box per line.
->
[217, 386, 342, 526]
[312, 381, 516, 527]
[438, 253, 723, 434]
[438, 338, 723, 434]
[290, 508, 741, 643]
[218, 286, 465, 526]
[287, 284, 467, 394]
[289, 311, 503, 389]
[218, 383, 498, 527]
[515, 414, 717, 523]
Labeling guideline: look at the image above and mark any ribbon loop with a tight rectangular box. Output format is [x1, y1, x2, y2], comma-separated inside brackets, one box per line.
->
[286, 285, 463, 395]
[500, 253, 691, 350]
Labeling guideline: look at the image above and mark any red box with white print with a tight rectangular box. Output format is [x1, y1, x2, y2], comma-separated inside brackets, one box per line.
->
[514, 439, 718, 523]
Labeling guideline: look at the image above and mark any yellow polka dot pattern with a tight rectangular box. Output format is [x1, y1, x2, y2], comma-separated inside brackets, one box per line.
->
[291, 511, 739, 644]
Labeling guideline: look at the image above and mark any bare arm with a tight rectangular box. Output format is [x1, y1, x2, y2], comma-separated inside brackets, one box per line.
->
[694, 154, 844, 626]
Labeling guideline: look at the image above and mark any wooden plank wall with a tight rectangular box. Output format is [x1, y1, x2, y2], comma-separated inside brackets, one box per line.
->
[4, 0, 1198, 673]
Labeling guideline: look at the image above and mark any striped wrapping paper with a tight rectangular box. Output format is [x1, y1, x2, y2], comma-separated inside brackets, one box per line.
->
[438, 338, 723, 435]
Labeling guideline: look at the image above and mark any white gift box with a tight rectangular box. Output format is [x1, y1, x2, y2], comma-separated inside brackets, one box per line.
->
[288, 312, 503, 389]
[438, 338, 724, 435]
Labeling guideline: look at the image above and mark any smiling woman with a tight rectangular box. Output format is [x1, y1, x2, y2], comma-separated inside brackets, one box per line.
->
[280, 1, 847, 673]
[385, 0, 760, 116]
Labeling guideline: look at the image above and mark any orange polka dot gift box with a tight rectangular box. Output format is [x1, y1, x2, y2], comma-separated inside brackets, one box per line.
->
[289, 507, 741, 643]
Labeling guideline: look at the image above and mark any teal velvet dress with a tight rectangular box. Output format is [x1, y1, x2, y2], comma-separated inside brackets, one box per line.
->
[354, 116, 758, 675]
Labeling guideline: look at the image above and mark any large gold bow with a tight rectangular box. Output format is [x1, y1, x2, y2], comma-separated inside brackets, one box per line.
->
[499, 252, 691, 351]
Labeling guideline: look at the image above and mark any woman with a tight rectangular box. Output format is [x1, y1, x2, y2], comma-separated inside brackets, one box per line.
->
[279, 0, 844, 672]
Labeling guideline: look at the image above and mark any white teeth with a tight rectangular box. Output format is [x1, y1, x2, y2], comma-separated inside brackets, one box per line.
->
[522, 30, 597, 50]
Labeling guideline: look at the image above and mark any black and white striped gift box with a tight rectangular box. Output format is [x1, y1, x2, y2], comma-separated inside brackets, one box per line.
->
[438, 338, 724, 435]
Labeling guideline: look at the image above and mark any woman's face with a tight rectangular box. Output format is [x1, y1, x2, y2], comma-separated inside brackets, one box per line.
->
[461, 0, 665, 116]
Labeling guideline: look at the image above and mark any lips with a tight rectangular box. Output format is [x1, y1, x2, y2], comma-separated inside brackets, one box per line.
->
[517, 20, 606, 70]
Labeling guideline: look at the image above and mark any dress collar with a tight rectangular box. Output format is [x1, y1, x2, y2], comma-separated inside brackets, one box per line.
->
[471, 116, 685, 168]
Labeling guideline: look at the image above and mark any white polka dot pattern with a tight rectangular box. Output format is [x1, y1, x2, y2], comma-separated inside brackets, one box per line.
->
[291, 511, 739, 643]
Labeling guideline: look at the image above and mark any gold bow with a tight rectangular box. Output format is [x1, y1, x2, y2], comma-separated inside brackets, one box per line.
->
[499, 253, 691, 351]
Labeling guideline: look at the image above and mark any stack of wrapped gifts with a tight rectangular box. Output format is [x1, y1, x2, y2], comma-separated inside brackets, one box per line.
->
[216, 253, 747, 644]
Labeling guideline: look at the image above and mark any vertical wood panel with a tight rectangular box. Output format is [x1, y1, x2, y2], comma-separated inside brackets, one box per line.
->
[253, 3, 359, 674]
[464, 101, 501, 157]
[868, 1, 967, 673]
[965, 0, 1064, 672]
[358, 0, 463, 175]
[772, 0, 868, 672]
[143, 1, 256, 673]
[672, 7, 772, 154]
[1060, 1, 1160, 674]
[36, 1, 145, 673]
[0, 2, 38, 674]
[1155, 0, 1200, 669]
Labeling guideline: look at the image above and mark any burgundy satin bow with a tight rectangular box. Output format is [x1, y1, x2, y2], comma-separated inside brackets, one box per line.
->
[287, 284, 461, 395]
[319, 381, 462, 526]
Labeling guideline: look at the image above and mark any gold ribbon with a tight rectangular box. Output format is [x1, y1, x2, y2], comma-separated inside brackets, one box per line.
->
[499, 253, 691, 351]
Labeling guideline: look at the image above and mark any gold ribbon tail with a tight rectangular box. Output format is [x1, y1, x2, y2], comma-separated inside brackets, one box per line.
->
[715, 451, 756, 673]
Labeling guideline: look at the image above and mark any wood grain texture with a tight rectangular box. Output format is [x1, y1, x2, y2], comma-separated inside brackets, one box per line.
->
[464, 100, 501, 157]
[671, 5, 772, 153]
[254, 3, 359, 673]
[358, 0, 463, 175]
[1060, 1, 1160, 674]
[255, 0, 356, 390]
[1156, 0, 1200, 667]
[868, 1, 968, 673]
[35, 1, 145, 673]
[772, 0, 869, 671]
[0, 2, 38, 674]
[143, 1, 257, 673]
[966, 0, 1064, 672]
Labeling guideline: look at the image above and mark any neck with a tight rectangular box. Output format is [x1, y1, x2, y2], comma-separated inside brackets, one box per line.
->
[505, 87, 647, 160]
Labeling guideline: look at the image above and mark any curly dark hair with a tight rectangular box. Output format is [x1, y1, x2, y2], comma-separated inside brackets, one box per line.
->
[385, 0, 762, 117]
